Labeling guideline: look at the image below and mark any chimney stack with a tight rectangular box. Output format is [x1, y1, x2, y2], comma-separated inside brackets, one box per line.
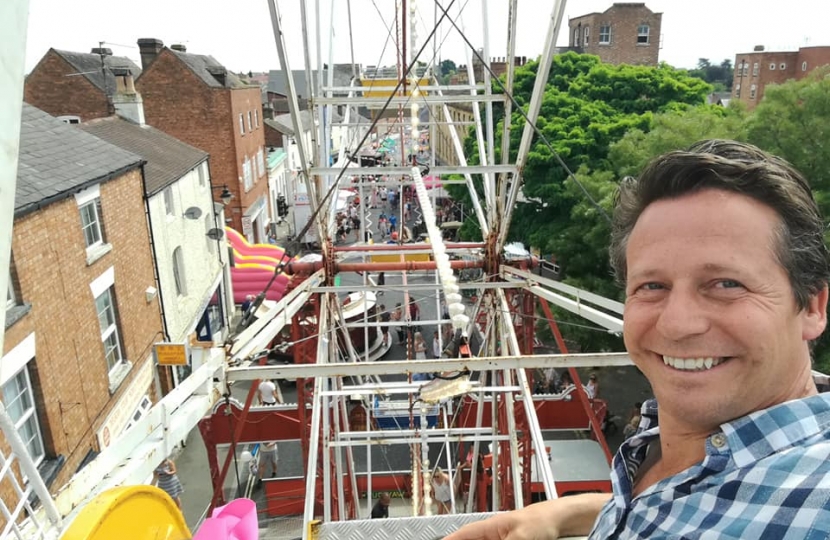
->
[753, 45, 765, 51]
[171, 44, 187, 53]
[137, 38, 164, 70]
[111, 67, 145, 125]
[91, 47, 113, 57]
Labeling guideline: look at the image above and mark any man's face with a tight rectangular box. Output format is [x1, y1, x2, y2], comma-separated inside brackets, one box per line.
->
[623, 189, 827, 432]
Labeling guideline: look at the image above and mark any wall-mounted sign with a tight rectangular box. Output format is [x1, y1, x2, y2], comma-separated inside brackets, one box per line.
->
[154, 342, 189, 366]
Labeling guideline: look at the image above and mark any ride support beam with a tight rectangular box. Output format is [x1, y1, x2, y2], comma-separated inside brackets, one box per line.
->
[332, 242, 485, 252]
[539, 299, 613, 464]
[287, 258, 484, 274]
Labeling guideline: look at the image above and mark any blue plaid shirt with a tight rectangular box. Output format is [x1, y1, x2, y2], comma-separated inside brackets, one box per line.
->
[590, 394, 830, 539]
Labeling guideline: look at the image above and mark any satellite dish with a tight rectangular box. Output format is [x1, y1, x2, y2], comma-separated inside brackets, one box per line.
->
[183, 206, 203, 220]
[206, 228, 225, 240]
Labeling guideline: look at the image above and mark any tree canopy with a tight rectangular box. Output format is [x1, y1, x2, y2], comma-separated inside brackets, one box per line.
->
[687, 58, 735, 92]
[447, 54, 830, 361]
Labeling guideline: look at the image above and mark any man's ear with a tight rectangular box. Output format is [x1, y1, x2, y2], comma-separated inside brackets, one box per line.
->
[803, 285, 829, 341]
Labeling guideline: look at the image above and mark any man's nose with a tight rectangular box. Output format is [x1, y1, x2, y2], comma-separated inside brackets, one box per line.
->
[654, 288, 709, 340]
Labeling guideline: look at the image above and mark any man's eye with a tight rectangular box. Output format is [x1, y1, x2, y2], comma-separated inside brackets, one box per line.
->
[639, 283, 664, 291]
[716, 280, 743, 289]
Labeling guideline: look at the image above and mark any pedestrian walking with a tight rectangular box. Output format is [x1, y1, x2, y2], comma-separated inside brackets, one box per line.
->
[258, 379, 283, 405]
[371, 493, 391, 519]
[258, 441, 279, 479]
[392, 304, 405, 343]
[153, 458, 184, 509]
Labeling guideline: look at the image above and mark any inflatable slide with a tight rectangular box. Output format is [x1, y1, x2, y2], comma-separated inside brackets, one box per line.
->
[226, 228, 294, 304]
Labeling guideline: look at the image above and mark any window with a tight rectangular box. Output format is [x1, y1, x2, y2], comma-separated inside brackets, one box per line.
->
[752, 62, 759, 76]
[742, 62, 749, 76]
[57, 115, 80, 125]
[79, 199, 105, 249]
[172, 247, 187, 296]
[583, 26, 590, 46]
[254, 109, 259, 128]
[573, 28, 579, 46]
[803, 61, 808, 71]
[163, 187, 175, 216]
[6, 273, 15, 309]
[197, 162, 206, 187]
[243, 156, 253, 191]
[750, 84, 757, 99]
[734, 84, 741, 97]
[770, 63, 776, 70]
[239, 113, 245, 135]
[123, 396, 152, 433]
[95, 287, 125, 377]
[2, 367, 44, 465]
[75, 185, 111, 263]
[256, 148, 266, 179]
[599, 25, 611, 44]
[780, 63, 786, 70]
[637, 24, 649, 44]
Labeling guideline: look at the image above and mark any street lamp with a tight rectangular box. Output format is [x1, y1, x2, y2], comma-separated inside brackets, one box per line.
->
[212, 184, 234, 205]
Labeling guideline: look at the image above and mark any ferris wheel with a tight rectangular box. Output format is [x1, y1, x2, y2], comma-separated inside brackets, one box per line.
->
[0, 1, 631, 539]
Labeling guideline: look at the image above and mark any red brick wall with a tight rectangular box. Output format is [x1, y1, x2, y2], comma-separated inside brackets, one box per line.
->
[796, 47, 830, 80]
[136, 49, 268, 232]
[2, 167, 163, 494]
[24, 50, 111, 121]
[265, 124, 285, 149]
[229, 87, 269, 231]
[569, 4, 662, 66]
[733, 51, 798, 110]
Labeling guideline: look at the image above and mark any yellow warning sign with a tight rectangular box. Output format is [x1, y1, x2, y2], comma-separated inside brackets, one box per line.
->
[154, 343, 188, 366]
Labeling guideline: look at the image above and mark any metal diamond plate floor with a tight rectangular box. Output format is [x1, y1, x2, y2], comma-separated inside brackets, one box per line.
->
[316, 512, 496, 540]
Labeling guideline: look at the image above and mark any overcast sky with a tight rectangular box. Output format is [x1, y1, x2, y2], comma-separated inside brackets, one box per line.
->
[24, 0, 829, 74]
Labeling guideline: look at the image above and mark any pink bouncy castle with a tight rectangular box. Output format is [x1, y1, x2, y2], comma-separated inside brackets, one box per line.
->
[226, 228, 293, 303]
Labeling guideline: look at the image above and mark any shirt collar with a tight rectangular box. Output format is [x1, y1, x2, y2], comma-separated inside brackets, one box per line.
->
[720, 393, 830, 467]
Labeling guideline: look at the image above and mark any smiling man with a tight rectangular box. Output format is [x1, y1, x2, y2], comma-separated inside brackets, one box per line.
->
[445, 140, 830, 539]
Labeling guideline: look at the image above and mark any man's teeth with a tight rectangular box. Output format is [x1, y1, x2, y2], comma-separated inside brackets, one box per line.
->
[662, 356, 726, 371]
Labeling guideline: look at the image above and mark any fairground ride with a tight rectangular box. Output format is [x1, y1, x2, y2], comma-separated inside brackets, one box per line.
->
[1, 1, 654, 539]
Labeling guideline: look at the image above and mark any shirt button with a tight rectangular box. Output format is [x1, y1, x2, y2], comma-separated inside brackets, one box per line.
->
[710, 433, 727, 448]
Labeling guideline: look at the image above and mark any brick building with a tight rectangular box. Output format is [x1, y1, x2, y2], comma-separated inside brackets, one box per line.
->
[732, 45, 830, 110]
[568, 3, 662, 66]
[24, 48, 142, 122]
[3, 104, 164, 501]
[79, 114, 234, 370]
[134, 39, 271, 241]
[434, 103, 475, 167]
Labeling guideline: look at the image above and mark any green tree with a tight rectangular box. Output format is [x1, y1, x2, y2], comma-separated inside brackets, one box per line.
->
[448, 52, 713, 351]
[610, 104, 747, 178]
[439, 59, 459, 85]
[687, 58, 735, 91]
[746, 68, 830, 205]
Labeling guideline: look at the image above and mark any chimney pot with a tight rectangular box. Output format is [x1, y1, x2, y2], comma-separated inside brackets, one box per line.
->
[91, 47, 113, 57]
[137, 38, 164, 70]
[171, 44, 187, 53]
